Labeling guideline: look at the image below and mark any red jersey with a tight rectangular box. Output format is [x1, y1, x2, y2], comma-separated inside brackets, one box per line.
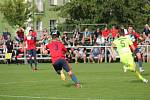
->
[32, 31, 37, 37]
[47, 41, 67, 64]
[101, 29, 110, 38]
[110, 28, 118, 38]
[25, 36, 36, 50]
[127, 32, 140, 49]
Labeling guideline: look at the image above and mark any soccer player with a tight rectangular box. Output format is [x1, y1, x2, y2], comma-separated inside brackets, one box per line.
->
[127, 26, 145, 72]
[111, 29, 148, 83]
[25, 30, 37, 70]
[46, 33, 81, 88]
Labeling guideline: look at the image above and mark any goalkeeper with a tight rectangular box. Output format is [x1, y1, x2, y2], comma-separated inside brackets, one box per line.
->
[111, 29, 148, 83]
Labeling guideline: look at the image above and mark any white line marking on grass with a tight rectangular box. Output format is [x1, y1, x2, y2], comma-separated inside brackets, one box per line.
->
[0, 95, 103, 100]
[0, 80, 57, 85]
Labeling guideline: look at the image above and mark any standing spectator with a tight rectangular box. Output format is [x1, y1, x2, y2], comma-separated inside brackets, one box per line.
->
[93, 28, 101, 44]
[2, 28, 11, 41]
[39, 28, 50, 54]
[101, 26, 110, 40]
[4, 35, 13, 64]
[143, 24, 150, 38]
[73, 29, 81, 46]
[61, 32, 70, 46]
[15, 26, 24, 43]
[82, 28, 92, 45]
[127, 26, 145, 72]
[0, 35, 4, 55]
[110, 25, 118, 39]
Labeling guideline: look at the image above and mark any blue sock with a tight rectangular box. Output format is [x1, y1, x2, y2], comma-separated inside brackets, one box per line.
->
[138, 60, 142, 68]
[71, 74, 80, 84]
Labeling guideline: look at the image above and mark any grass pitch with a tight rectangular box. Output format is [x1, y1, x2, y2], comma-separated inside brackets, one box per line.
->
[0, 63, 150, 100]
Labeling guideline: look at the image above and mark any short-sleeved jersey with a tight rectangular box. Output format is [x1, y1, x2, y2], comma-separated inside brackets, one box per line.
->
[25, 36, 36, 50]
[126, 32, 140, 49]
[113, 36, 133, 55]
[47, 40, 67, 64]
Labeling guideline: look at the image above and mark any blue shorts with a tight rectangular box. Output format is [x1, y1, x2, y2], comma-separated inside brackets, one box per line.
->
[53, 59, 71, 74]
[27, 49, 36, 57]
[135, 48, 141, 54]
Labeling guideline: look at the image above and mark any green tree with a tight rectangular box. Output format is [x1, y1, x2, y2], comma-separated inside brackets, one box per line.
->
[0, 0, 33, 27]
[58, 0, 150, 31]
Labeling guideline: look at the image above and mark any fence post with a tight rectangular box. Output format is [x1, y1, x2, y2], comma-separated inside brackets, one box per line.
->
[105, 46, 107, 63]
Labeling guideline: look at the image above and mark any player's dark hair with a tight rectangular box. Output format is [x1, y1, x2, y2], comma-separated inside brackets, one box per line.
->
[52, 34, 58, 39]
[118, 29, 125, 36]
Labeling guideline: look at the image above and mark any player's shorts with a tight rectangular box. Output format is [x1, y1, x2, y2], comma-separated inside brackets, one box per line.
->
[120, 54, 135, 70]
[27, 49, 36, 58]
[135, 48, 141, 54]
[53, 59, 71, 74]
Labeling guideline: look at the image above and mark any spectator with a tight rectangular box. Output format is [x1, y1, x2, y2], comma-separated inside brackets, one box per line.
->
[4, 35, 13, 64]
[110, 25, 118, 39]
[39, 29, 50, 54]
[96, 34, 105, 46]
[62, 32, 70, 46]
[2, 28, 11, 41]
[101, 26, 110, 40]
[82, 28, 92, 45]
[73, 29, 81, 46]
[15, 26, 24, 43]
[0, 35, 4, 54]
[89, 43, 101, 63]
[74, 44, 87, 63]
[15, 43, 25, 64]
[93, 28, 101, 43]
[143, 24, 150, 38]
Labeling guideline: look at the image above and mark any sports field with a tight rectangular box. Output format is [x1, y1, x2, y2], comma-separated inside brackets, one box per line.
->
[0, 63, 150, 100]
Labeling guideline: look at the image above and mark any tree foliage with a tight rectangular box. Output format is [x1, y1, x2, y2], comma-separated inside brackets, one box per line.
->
[0, 0, 33, 27]
[59, 0, 150, 30]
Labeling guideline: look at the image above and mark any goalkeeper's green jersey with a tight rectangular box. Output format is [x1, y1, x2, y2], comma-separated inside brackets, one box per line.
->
[113, 36, 133, 55]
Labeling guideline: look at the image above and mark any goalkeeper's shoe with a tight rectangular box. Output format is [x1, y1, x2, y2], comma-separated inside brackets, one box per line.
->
[142, 78, 148, 83]
[60, 71, 66, 81]
[123, 65, 128, 73]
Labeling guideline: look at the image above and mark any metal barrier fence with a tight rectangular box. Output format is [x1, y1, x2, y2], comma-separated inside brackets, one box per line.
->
[0, 45, 150, 63]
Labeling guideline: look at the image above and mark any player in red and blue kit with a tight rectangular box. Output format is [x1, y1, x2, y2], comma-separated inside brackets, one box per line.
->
[25, 30, 37, 70]
[127, 26, 145, 72]
[46, 34, 81, 88]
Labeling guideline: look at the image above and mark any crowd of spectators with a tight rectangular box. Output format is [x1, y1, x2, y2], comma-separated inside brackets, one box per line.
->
[0, 24, 150, 63]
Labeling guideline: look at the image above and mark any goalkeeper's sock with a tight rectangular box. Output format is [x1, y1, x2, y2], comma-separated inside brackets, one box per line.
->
[70, 73, 80, 84]
[135, 71, 145, 81]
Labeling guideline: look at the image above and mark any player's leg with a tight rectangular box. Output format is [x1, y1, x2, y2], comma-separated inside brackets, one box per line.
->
[136, 51, 144, 72]
[32, 49, 37, 70]
[27, 50, 33, 69]
[61, 59, 81, 87]
[53, 61, 65, 81]
[127, 56, 148, 83]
